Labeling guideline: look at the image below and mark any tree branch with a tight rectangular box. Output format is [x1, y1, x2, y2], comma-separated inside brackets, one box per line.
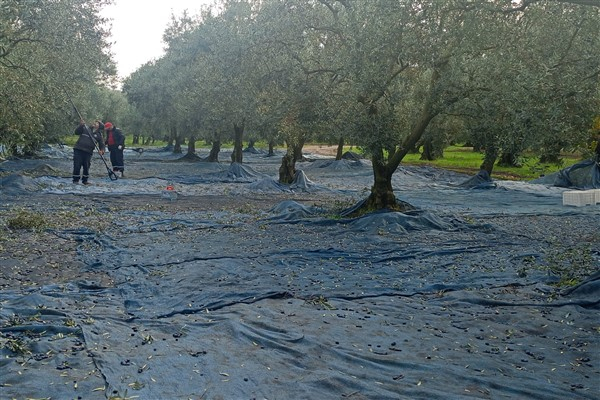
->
[552, 0, 600, 7]
[0, 58, 34, 76]
[506, 0, 600, 12]
[0, 37, 42, 59]
[553, 18, 583, 68]
[367, 62, 410, 105]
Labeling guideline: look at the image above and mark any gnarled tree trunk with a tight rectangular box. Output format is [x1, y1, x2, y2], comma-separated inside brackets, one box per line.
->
[206, 140, 221, 162]
[180, 135, 202, 161]
[335, 136, 344, 160]
[292, 139, 305, 162]
[268, 140, 275, 157]
[480, 146, 498, 174]
[173, 127, 183, 154]
[278, 152, 296, 184]
[231, 122, 244, 164]
[367, 154, 396, 209]
[420, 137, 435, 160]
[187, 135, 196, 155]
[362, 94, 440, 212]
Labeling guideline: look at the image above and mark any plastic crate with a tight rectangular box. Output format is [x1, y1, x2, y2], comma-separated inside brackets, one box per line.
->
[562, 190, 597, 207]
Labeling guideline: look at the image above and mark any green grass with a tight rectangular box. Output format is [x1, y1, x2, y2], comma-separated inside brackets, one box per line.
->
[320, 144, 582, 180]
[7, 209, 48, 230]
[61, 137, 172, 154]
[401, 146, 582, 180]
[61, 135, 147, 148]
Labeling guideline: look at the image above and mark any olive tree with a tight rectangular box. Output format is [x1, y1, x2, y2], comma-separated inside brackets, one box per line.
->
[464, 1, 600, 172]
[284, 1, 469, 210]
[273, 0, 599, 211]
[0, 0, 114, 156]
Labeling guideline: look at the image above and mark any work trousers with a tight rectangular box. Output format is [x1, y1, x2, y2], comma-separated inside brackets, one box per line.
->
[109, 148, 124, 172]
[73, 149, 92, 183]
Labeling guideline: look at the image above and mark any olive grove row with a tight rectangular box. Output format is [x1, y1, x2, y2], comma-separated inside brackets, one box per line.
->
[2, 0, 598, 210]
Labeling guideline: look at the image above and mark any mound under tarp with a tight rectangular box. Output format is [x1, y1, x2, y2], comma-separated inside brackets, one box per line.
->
[531, 158, 600, 189]
[0, 146, 598, 399]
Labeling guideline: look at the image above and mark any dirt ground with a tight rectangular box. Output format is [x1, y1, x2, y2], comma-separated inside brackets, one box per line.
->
[0, 145, 597, 294]
[0, 146, 337, 292]
[1, 147, 599, 400]
[0, 191, 335, 291]
[2, 190, 597, 294]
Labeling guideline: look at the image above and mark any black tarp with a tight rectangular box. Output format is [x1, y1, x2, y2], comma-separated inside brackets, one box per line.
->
[0, 147, 598, 399]
[532, 159, 600, 189]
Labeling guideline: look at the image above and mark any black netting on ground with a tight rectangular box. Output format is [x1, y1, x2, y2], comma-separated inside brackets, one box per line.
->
[532, 159, 600, 189]
[1, 147, 598, 399]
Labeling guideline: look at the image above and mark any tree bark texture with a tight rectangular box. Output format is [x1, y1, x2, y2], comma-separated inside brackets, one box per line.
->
[336, 136, 344, 160]
[231, 122, 244, 164]
[187, 136, 196, 155]
[278, 153, 296, 184]
[292, 139, 305, 162]
[481, 146, 498, 174]
[173, 127, 182, 154]
[364, 158, 397, 210]
[268, 141, 275, 156]
[206, 140, 221, 162]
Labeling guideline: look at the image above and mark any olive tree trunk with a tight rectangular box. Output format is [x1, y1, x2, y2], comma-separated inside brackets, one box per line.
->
[335, 136, 344, 160]
[480, 146, 499, 175]
[278, 153, 295, 184]
[231, 121, 244, 164]
[206, 140, 221, 162]
[173, 127, 183, 154]
[187, 135, 196, 156]
[268, 140, 275, 156]
[293, 139, 305, 162]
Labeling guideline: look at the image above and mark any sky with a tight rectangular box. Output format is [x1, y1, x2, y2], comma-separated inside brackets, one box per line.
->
[101, 0, 212, 79]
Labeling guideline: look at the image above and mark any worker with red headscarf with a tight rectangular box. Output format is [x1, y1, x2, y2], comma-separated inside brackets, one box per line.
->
[104, 122, 126, 178]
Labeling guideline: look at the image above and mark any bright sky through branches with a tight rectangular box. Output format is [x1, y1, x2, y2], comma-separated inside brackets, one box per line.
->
[101, 0, 211, 79]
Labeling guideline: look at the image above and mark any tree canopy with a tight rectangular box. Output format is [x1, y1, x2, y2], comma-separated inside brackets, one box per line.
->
[0, 0, 115, 155]
[124, 1, 598, 176]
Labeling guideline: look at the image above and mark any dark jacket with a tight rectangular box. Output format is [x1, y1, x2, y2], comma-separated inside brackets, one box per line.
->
[106, 127, 125, 151]
[74, 124, 105, 154]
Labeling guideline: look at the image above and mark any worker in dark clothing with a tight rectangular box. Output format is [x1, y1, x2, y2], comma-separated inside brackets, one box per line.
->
[104, 122, 126, 178]
[73, 120, 105, 185]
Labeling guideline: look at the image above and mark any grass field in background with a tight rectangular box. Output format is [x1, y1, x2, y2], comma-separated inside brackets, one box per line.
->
[401, 146, 582, 180]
